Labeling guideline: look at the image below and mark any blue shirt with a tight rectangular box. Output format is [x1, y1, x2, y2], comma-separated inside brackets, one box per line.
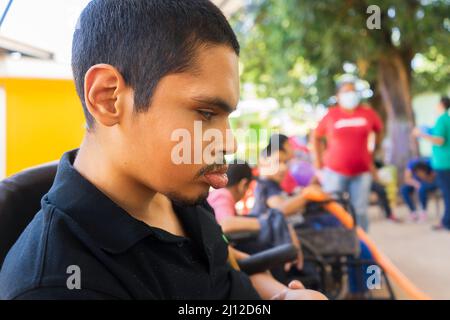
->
[251, 179, 285, 216]
[0, 150, 260, 300]
[407, 157, 432, 181]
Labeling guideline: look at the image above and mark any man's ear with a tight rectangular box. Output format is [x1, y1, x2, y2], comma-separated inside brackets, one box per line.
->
[84, 64, 131, 127]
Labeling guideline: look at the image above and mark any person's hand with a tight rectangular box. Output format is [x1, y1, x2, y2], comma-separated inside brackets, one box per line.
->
[284, 224, 304, 272]
[409, 181, 421, 190]
[283, 252, 303, 272]
[412, 127, 423, 138]
[271, 281, 328, 300]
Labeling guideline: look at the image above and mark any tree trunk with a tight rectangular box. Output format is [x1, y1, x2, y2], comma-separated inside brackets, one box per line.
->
[377, 49, 419, 184]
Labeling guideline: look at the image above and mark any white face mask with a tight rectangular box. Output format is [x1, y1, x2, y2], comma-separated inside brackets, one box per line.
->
[338, 91, 361, 110]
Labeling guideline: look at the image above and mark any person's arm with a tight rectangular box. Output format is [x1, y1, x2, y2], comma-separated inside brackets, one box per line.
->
[266, 193, 306, 217]
[413, 127, 445, 146]
[230, 248, 327, 300]
[284, 223, 303, 271]
[266, 184, 324, 216]
[404, 168, 420, 189]
[312, 113, 329, 170]
[313, 130, 326, 170]
[369, 110, 384, 180]
[219, 216, 260, 234]
[372, 109, 384, 153]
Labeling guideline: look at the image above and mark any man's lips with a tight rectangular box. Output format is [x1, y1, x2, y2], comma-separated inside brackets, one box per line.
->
[202, 165, 229, 189]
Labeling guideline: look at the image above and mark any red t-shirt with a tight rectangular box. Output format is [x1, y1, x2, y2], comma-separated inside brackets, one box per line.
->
[315, 105, 383, 176]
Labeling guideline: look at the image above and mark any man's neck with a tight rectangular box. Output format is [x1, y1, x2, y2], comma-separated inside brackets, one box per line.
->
[73, 137, 186, 237]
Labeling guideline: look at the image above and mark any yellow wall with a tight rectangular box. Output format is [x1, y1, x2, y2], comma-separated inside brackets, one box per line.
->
[0, 78, 85, 177]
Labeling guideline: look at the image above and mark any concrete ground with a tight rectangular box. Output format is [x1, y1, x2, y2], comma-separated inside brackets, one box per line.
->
[367, 201, 450, 300]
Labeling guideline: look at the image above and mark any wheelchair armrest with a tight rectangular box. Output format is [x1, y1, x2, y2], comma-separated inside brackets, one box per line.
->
[225, 230, 260, 243]
[238, 244, 298, 275]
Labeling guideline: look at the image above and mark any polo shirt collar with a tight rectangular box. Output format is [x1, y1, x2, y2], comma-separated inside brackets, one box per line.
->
[44, 150, 184, 254]
[45, 150, 219, 270]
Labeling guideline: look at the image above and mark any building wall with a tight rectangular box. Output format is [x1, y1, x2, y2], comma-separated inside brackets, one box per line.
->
[0, 78, 85, 177]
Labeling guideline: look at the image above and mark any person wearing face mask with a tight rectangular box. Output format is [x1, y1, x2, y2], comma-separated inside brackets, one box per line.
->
[413, 96, 450, 231]
[313, 81, 383, 231]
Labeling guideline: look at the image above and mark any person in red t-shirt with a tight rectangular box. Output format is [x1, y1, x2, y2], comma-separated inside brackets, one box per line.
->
[313, 81, 383, 231]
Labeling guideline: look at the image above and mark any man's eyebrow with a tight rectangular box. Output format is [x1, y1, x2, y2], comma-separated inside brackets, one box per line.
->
[192, 96, 237, 113]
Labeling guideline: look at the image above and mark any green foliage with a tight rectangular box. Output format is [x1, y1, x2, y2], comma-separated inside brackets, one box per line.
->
[231, 0, 450, 106]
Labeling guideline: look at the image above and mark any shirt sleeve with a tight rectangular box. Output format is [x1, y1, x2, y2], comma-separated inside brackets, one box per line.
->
[433, 115, 448, 139]
[315, 111, 329, 138]
[370, 109, 383, 133]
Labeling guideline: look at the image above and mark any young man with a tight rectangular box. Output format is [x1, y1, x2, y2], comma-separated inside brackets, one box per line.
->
[313, 81, 383, 231]
[0, 0, 325, 300]
[400, 158, 437, 222]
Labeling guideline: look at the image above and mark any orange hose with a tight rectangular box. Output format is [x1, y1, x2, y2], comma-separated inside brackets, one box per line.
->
[301, 187, 432, 300]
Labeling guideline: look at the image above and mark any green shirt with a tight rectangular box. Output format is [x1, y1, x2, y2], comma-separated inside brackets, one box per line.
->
[432, 112, 450, 170]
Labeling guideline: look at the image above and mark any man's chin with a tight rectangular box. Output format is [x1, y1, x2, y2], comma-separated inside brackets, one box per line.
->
[165, 191, 209, 207]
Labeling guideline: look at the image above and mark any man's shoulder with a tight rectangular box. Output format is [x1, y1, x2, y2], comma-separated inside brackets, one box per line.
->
[0, 207, 123, 300]
[359, 105, 380, 117]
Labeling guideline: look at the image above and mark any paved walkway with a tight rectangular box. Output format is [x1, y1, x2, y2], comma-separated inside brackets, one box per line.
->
[368, 202, 450, 300]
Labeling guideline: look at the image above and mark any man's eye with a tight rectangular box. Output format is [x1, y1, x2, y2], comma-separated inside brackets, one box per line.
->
[197, 110, 216, 121]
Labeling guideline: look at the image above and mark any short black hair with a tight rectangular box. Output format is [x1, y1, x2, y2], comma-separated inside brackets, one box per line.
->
[441, 96, 450, 111]
[261, 134, 289, 158]
[412, 162, 432, 175]
[226, 162, 253, 187]
[72, 0, 240, 128]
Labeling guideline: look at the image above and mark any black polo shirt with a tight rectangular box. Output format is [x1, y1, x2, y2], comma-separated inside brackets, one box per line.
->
[0, 150, 260, 300]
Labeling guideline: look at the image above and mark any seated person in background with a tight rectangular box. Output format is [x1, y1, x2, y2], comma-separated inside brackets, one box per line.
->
[253, 138, 373, 298]
[207, 162, 260, 233]
[208, 162, 303, 275]
[370, 160, 401, 222]
[400, 158, 437, 222]
[274, 134, 299, 195]
[251, 138, 316, 219]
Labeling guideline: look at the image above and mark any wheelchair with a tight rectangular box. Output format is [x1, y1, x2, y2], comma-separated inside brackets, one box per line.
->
[292, 192, 396, 300]
[226, 192, 396, 300]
